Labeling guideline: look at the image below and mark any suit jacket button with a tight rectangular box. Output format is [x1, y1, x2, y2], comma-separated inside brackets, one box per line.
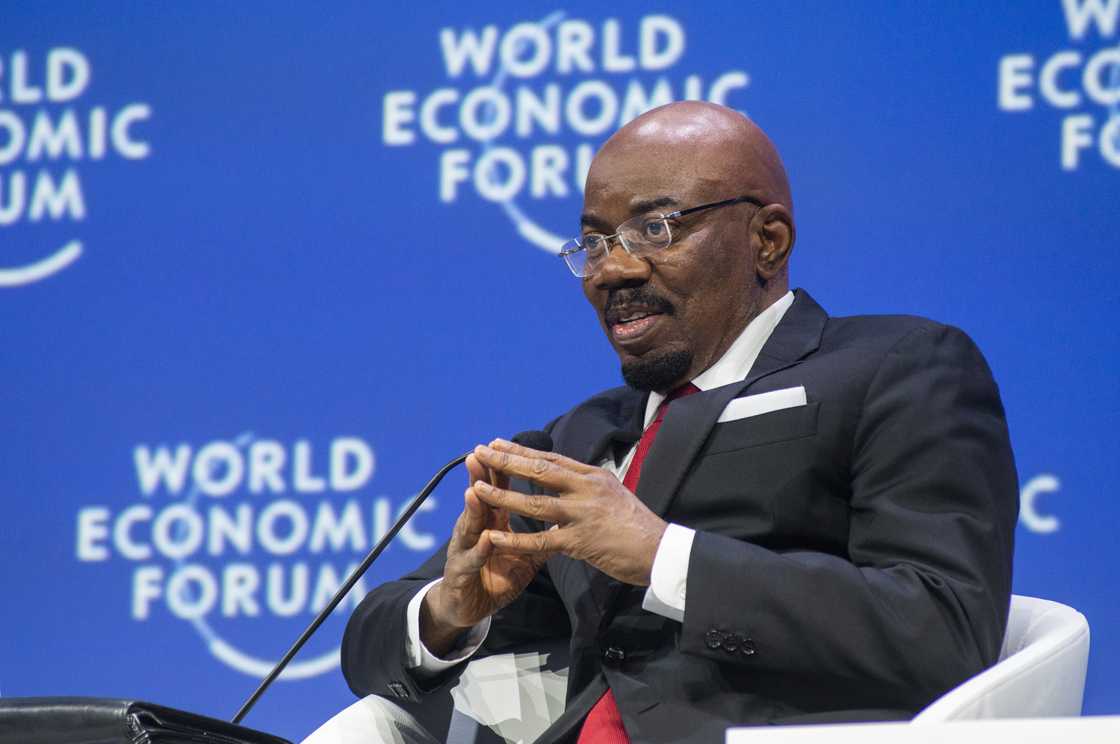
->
[723, 634, 741, 653]
[704, 629, 724, 650]
[740, 638, 757, 656]
[603, 646, 626, 664]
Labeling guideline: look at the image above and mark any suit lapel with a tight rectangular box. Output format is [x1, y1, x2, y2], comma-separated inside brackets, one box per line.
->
[635, 289, 828, 517]
[566, 390, 646, 468]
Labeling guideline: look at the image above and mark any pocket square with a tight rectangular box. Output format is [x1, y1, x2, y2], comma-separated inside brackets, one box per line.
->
[718, 385, 807, 423]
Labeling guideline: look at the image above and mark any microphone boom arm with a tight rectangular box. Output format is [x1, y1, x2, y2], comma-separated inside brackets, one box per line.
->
[231, 452, 469, 724]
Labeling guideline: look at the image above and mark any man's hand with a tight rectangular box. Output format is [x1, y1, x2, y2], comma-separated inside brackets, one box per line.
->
[420, 452, 550, 657]
[470, 438, 668, 586]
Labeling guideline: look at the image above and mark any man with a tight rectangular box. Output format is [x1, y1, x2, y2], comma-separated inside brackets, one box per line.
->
[341, 101, 1018, 743]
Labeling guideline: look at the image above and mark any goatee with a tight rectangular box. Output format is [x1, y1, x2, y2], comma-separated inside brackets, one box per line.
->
[621, 349, 693, 392]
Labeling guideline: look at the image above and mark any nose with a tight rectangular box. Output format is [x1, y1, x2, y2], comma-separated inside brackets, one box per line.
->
[589, 238, 651, 289]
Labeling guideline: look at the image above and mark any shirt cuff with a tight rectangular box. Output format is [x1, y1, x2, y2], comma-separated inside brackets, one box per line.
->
[641, 523, 695, 623]
[405, 578, 491, 675]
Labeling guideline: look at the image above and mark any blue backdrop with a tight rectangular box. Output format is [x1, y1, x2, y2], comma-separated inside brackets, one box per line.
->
[2, 2, 1117, 740]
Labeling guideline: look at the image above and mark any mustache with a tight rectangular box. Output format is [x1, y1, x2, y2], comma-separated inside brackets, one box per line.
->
[603, 287, 675, 325]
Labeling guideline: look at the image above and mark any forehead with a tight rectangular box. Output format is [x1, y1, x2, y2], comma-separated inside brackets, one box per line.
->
[582, 141, 740, 224]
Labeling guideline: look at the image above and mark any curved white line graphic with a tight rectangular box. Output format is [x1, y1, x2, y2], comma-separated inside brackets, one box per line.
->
[487, 12, 569, 257]
[0, 240, 83, 287]
[208, 637, 341, 680]
[502, 201, 565, 255]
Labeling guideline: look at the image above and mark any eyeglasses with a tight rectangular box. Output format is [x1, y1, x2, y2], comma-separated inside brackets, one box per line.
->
[559, 195, 765, 278]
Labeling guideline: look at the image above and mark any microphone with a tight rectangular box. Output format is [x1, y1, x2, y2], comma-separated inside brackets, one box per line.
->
[231, 430, 554, 724]
[510, 429, 553, 452]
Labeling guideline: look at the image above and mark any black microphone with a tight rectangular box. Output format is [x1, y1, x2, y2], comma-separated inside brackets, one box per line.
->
[511, 429, 553, 452]
[231, 430, 554, 724]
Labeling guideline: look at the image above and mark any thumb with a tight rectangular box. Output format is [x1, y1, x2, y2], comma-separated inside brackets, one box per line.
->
[459, 530, 495, 572]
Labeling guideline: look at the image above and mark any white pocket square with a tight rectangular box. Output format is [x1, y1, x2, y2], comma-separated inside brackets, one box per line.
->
[718, 386, 807, 423]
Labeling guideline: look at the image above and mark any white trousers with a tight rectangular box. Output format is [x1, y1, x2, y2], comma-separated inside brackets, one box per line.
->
[303, 649, 569, 744]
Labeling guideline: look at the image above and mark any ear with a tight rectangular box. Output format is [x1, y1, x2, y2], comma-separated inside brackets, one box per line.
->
[752, 204, 795, 281]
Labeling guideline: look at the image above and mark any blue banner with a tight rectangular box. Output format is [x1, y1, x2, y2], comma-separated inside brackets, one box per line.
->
[2, 2, 1117, 739]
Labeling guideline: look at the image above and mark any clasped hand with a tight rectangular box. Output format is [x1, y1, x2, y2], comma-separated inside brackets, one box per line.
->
[470, 439, 668, 586]
[423, 438, 667, 653]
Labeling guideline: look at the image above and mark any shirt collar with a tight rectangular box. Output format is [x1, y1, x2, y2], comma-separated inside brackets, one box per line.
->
[642, 290, 795, 427]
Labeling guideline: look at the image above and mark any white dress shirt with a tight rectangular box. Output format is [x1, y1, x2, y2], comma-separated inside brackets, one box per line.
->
[406, 291, 795, 672]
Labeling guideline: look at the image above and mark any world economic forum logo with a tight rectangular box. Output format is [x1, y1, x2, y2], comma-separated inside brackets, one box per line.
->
[380, 11, 751, 254]
[0, 47, 151, 287]
[75, 433, 440, 679]
[997, 0, 1120, 170]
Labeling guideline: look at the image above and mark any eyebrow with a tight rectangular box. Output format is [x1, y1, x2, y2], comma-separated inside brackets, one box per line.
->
[580, 195, 682, 232]
[579, 211, 613, 232]
[629, 195, 681, 214]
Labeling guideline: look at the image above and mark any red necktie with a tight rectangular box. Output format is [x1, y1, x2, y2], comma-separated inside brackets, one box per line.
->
[577, 383, 700, 744]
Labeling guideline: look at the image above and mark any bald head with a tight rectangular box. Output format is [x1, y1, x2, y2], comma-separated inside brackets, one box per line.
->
[590, 101, 793, 215]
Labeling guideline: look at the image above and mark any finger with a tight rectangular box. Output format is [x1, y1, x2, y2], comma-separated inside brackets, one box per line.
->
[465, 453, 489, 486]
[457, 529, 495, 572]
[474, 481, 567, 523]
[490, 438, 599, 475]
[486, 527, 565, 556]
[488, 503, 512, 532]
[473, 445, 580, 490]
[449, 488, 485, 552]
[468, 450, 509, 494]
[463, 487, 489, 534]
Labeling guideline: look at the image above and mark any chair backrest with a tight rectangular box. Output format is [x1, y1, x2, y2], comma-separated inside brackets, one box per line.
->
[912, 594, 1091, 722]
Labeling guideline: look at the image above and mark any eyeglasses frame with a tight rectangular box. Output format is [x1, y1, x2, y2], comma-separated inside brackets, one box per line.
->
[559, 194, 767, 277]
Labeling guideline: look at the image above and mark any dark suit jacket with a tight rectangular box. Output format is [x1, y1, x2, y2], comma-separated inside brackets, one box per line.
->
[342, 290, 1018, 743]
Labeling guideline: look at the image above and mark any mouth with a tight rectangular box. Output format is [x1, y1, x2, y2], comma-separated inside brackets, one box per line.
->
[602, 287, 675, 348]
[607, 307, 667, 343]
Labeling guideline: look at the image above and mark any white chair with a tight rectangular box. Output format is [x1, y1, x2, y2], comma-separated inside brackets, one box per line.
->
[306, 595, 1090, 743]
[913, 594, 1090, 721]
